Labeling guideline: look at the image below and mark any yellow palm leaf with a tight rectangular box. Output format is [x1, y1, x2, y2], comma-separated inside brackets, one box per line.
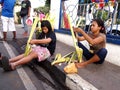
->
[24, 17, 39, 56]
[67, 14, 83, 63]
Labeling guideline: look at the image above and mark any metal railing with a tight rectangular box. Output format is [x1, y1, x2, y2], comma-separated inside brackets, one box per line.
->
[60, 0, 120, 44]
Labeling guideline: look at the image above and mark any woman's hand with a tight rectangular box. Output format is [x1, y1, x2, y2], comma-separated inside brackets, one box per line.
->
[29, 39, 36, 45]
[73, 27, 86, 41]
[27, 14, 30, 18]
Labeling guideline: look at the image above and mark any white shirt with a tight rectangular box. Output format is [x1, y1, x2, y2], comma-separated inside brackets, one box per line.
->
[85, 12, 93, 25]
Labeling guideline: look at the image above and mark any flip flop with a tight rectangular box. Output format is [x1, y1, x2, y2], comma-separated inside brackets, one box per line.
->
[0, 56, 5, 67]
[0, 53, 3, 67]
[0, 52, 1, 57]
[0, 60, 2, 67]
[1, 56, 13, 71]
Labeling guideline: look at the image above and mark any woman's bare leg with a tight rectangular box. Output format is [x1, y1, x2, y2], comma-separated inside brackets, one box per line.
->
[75, 54, 100, 68]
[11, 51, 38, 69]
[9, 54, 25, 63]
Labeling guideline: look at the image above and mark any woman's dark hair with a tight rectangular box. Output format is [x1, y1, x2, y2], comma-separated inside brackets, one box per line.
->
[41, 20, 52, 33]
[92, 19, 106, 34]
[38, 20, 53, 39]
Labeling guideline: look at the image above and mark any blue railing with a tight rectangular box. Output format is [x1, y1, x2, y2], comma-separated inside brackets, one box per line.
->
[57, 0, 120, 45]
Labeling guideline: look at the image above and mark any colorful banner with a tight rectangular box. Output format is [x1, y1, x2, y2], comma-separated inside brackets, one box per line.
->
[91, 0, 115, 2]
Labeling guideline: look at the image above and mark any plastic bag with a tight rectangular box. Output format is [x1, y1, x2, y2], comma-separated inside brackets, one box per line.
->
[64, 63, 78, 74]
[26, 17, 33, 26]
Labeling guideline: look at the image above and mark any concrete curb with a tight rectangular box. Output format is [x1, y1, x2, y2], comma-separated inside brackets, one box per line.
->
[38, 57, 98, 90]
[38, 59, 70, 90]
[66, 74, 98, 90]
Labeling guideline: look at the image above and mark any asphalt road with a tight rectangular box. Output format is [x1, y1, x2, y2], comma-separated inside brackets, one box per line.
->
[0, 20, 61, 90]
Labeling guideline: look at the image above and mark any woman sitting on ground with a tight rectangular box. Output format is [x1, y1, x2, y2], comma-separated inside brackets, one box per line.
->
[0, 20, 56, 71]
[73, 19, 108, 68]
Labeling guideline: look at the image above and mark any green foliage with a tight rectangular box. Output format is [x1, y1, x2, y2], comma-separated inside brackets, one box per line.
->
[35, 6, 50, 14]
[45, 0, 50, 7]
[35, 29, 42, 39]
[16, 11, 20, 17]
[95, 10, 109, 21]
[102, 11, 109, 20]
[116, 19, 120, 24]
[34, 0, 50, 14]
[16, 12, 21, 24]
[76, 18, 85, 29]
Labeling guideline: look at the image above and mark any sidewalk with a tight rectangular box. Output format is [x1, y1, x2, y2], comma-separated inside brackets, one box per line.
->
[54, 33, 120, 90]
[56, 32, 120, 67]
[45, 30, 120, 89]
[42, 40, 120, 90]
[0, 24, 120, 90]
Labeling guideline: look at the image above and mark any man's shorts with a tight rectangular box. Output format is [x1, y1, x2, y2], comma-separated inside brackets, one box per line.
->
[1, 16, 16, 32]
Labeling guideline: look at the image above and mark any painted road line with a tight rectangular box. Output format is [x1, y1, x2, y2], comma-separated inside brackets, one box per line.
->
[66, 74, 98, 90]
[0, 32, 37, 90]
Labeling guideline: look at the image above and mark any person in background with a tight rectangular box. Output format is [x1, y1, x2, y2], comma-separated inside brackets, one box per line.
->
[20, 0, 31, 36]
[85, 9, 93, 32]
[73, 19, 107, 68]
[117, 1, 120, 20]
[0, 0, 16, 41]
[0, 20, 56, 71]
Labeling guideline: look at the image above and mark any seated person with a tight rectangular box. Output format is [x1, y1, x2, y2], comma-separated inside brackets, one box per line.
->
[73, 19, 108, 68]
[0, 20, 56, 71]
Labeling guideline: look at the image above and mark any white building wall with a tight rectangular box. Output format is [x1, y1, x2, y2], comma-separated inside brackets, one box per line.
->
[50, 0, 61, 29]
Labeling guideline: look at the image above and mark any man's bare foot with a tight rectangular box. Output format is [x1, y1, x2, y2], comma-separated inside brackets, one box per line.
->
[22, 32, 28, 36]
[0, 53, 2, 67]
[75, 62, 87, 68]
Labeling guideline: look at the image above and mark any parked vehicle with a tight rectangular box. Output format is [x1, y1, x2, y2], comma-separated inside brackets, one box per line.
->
[106, 24, 120, 36]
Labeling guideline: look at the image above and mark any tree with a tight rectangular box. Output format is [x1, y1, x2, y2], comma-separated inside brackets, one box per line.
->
[36, 0, 50, 14]
[45, 0, 50, 7]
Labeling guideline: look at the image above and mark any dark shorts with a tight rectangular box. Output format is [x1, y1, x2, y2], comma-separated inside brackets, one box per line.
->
[78, 42, 107, 64]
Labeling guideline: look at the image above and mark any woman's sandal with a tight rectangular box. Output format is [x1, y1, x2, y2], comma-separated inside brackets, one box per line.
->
[0, 56, 6, 68]
[0, 56, 13, 71]
[0, 53, 2, 67]
[0, 59, 2, 67]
